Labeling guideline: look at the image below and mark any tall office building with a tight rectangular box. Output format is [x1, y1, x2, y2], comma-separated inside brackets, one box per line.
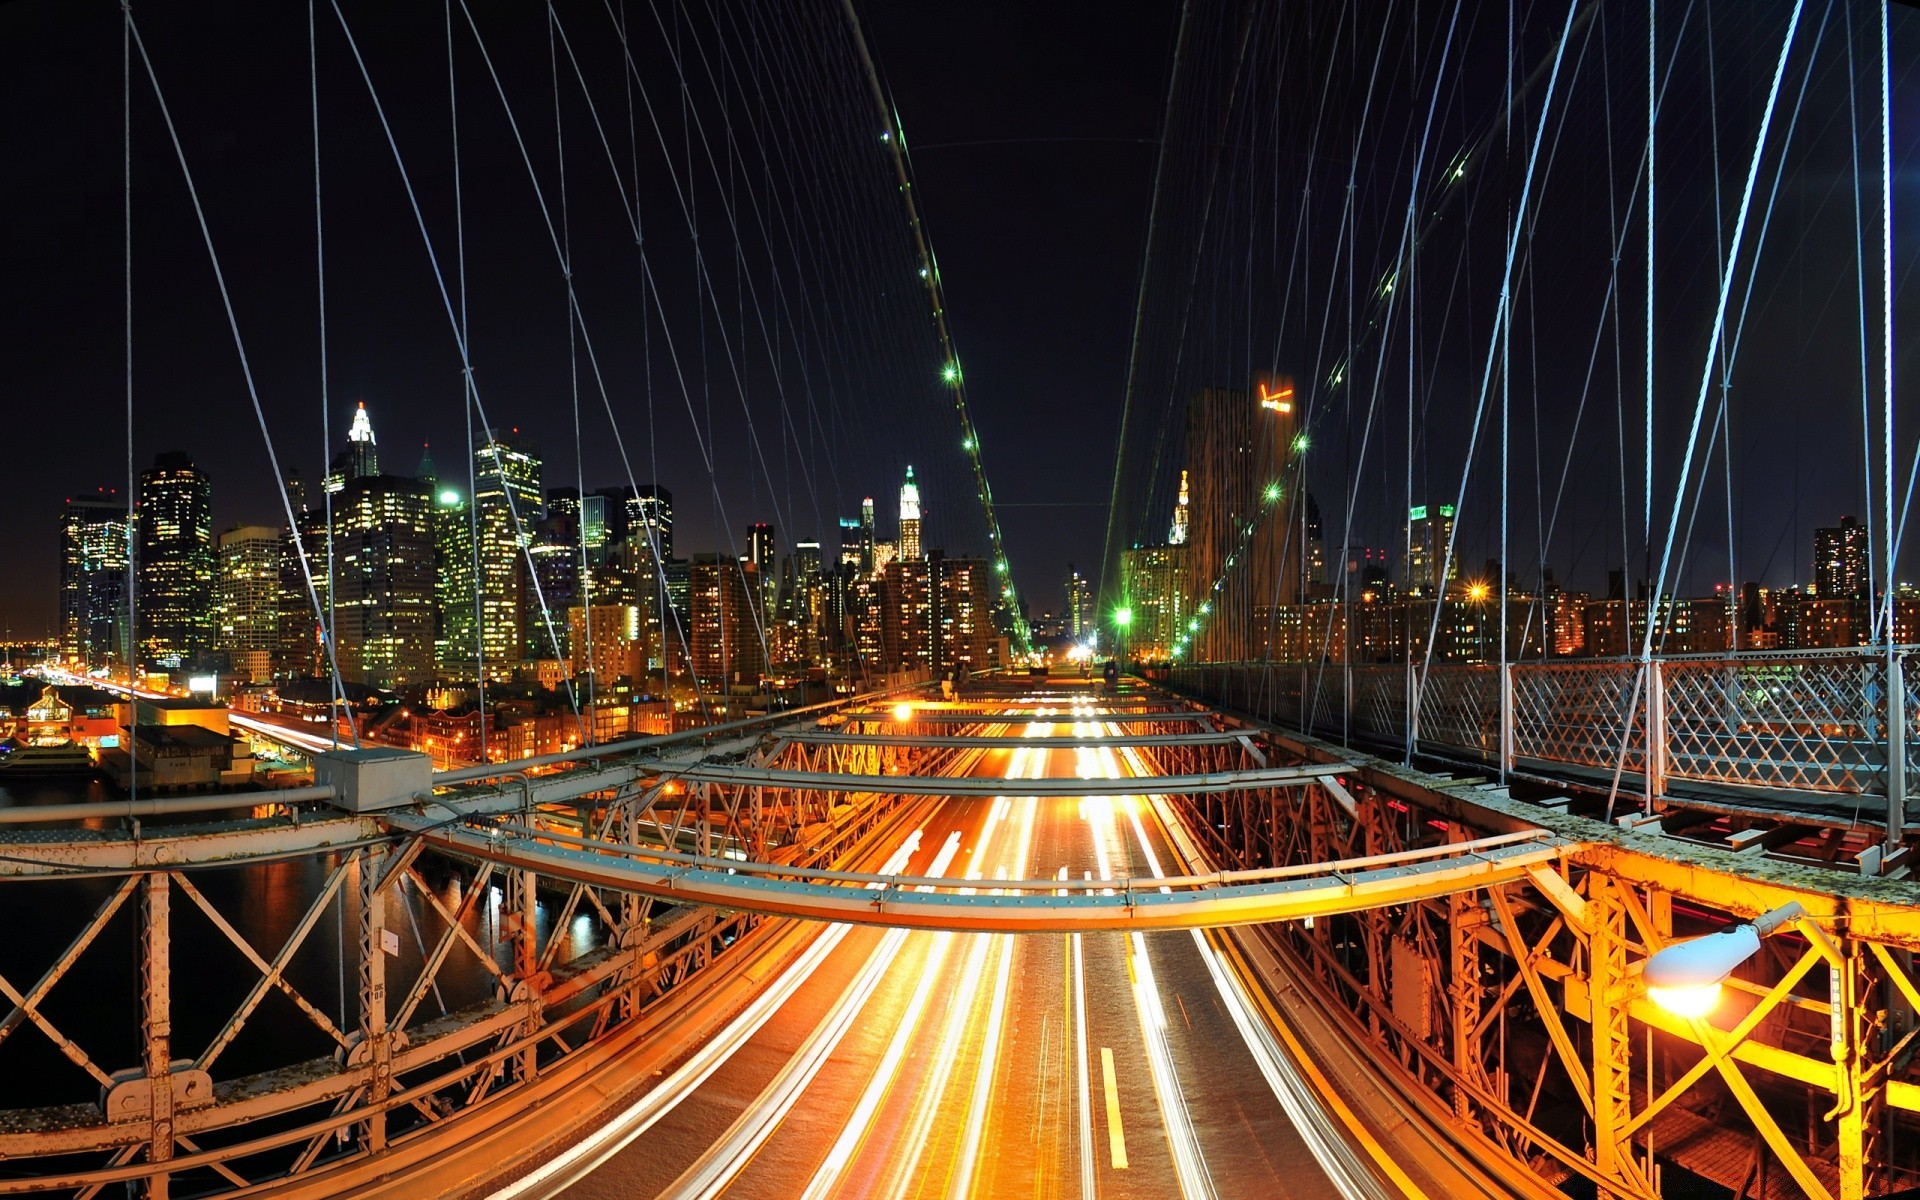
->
[136, 451, 215, 667]
[332, 473, 436, 688]
[898, 466, 923, 562]
[883, 557, 935, 670]
[1168, 469, 1191, 546]
[748, 523, 777, 617]
[1405, 502, 1458, 597]
[59, 489, 131, 669]
[545, 489, 609, 564]
[934, 556, 994, 673]
[1814, 516, 1870, 600]
[860, 496, 877, 576]
[275, 475, 329, 679]
[1182, 377, 1298, 661]
[689, 556, 765, 689]
[1065, 565, 1093, 639]
[216, 525, 281, 682]
[433, 485, 477, 677]
[632, 485, 673, 559]
[1122, 544, 1187, 661]
[473, 431, 542, 677]
[521, 514, 581, 662]
[568, 604, 648, 686]
[839, 518, 864, 570]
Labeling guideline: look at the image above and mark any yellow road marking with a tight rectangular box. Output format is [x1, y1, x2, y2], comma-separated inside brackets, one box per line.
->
[1100, 1046, 1129, 1170]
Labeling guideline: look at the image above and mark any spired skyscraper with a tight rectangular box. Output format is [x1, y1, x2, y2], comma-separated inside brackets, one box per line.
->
[136, 451, 215, 668]
[898, 466, 922, 562]
[59, 489, 131, 669]
[326, 407, 436, 688]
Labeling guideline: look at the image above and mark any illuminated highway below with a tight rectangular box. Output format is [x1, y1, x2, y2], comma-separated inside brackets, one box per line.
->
[547, 698, 1388, 1200]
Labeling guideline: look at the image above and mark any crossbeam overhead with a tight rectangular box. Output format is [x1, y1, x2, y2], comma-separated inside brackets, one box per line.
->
[398, 818, 1567, 932]
[655, 761, 1345, 796]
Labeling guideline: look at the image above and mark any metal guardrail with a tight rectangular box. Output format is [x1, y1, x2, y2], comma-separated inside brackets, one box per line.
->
[1168, 649, 1913, 818]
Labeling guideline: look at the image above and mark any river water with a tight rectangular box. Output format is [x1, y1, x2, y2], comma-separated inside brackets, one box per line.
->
[0, 774, 597, 1112]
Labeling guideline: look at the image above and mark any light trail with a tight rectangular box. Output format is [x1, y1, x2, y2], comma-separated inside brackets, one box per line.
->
[1111, 736, 1398, 1200]
[801, 724, 1042, 1200]
[1087, 730, 1219, 1199]
[487, 829, 931, 1199]
[659, 832, 964, 1200]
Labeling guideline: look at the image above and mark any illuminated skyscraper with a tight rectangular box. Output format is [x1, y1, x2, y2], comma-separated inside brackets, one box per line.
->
[858, 496, 878, 576]
[136, 451, 215, 667]
[324, 402, 381, 495]
[433, 485, 477, 676]
[332, 474, 436, 688]
[1168, 469, 1190, 546]
[1122, 544, 1186, 661]
[1182, 377, 1297, 660]
[473, 431, 542, 677]
[689, 555, 765, 689]
[839, 517, 864, 570]
[897, 466, 923, 561]
[216, 525, 281, 682]
[748, 522, 776, 617]
[883, 557, 934, 670]
[1405, 502, 1458, 596]
[1814, 516, 1870, 600]
[934, 556, 994, 672]
[1065, 565, 1093, 638]
[59, 489, 130, 669]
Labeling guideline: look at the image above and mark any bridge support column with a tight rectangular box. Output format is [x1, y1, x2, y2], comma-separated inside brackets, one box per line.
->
[510, 868, 541, 1083]
[357, 844, 392, 1155]
[140, 872, 173, 1198]
[1587, 877, 1649, 1196]
[1448, 886, 1485, 1122]
[1834, 940, 1884, 1200]
[1644, 661, 1667, 809]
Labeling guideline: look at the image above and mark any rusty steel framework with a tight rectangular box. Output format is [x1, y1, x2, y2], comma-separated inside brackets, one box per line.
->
[1147, 707, 1920, 1199]
[1170, 649, 1916, 861]
[0, 707, 960, 1197]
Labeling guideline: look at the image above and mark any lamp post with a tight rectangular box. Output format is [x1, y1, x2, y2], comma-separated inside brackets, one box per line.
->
[1113, 605, 1133, 671]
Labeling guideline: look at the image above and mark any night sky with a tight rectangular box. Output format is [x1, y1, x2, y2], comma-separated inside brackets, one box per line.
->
[2, 1, 1917, 642]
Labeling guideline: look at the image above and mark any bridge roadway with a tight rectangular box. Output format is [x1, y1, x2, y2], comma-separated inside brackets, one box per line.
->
[543, 698, 1409, 1200]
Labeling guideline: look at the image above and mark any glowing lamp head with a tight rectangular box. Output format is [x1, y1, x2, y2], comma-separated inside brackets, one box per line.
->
[1644, 921, 1769, 1018]
[1468, 583, 1490, 602]
[1648, 983, 1724, 1018]
[1113, 607, 1133, 629]
[890, 702, 915, 723]
[941, 363, 960, 384]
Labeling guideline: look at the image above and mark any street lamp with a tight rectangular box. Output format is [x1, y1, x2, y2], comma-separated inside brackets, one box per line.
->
[890, 701, 915, 723]
[1644, 901, 1824, 1017]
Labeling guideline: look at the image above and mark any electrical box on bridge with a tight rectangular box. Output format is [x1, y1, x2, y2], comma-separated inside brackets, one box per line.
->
[314, 747, 433, 813]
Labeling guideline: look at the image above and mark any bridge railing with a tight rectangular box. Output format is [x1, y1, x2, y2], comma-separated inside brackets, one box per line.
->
[1166, 648, 1914, 807]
